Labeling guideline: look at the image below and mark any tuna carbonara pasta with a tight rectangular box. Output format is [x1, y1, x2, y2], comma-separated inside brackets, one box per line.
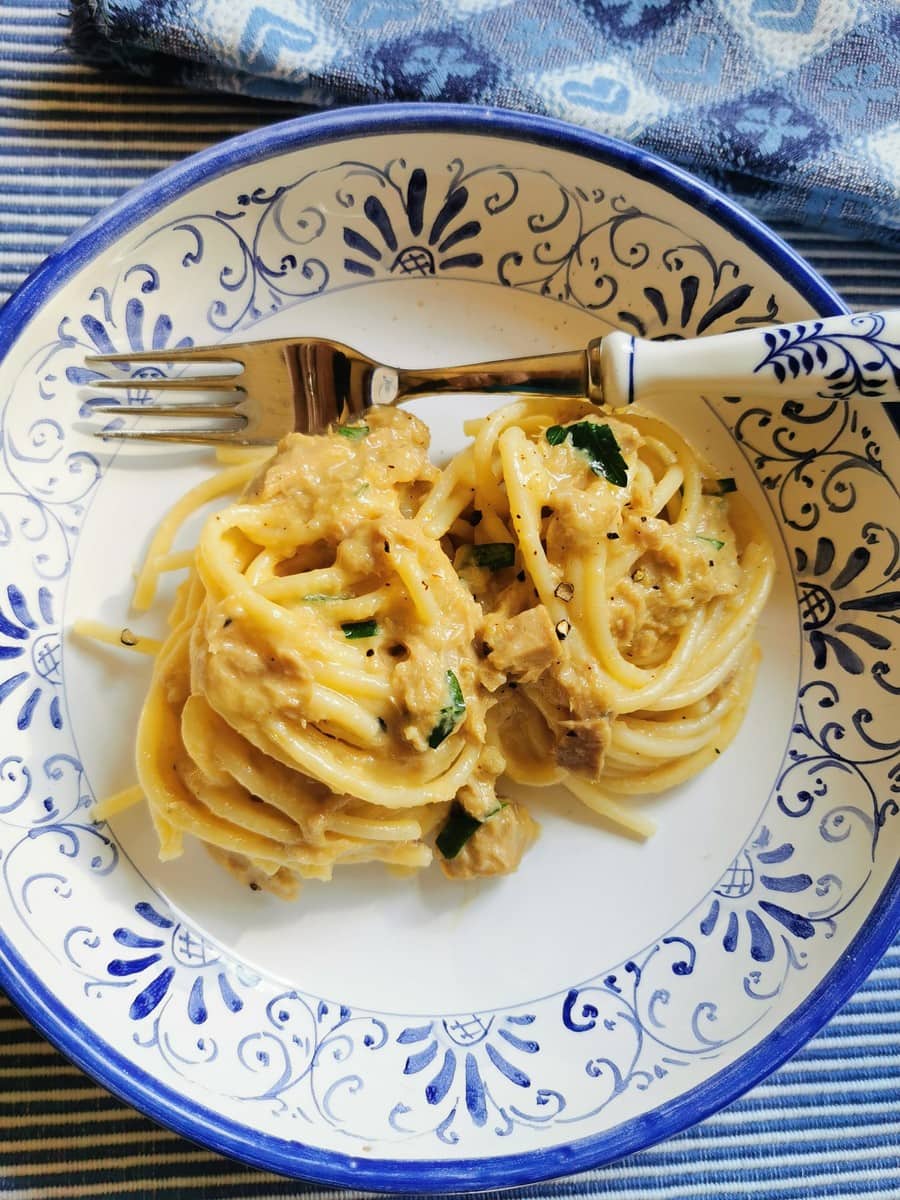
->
[86, 398, 774, 898]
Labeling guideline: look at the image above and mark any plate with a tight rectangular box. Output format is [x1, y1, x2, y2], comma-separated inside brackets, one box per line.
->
[0, 104, 897, 1191]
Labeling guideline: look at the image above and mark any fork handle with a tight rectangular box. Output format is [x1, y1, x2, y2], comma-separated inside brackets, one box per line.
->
[598, 310, 900, 407]
[390, 311, 900, 409]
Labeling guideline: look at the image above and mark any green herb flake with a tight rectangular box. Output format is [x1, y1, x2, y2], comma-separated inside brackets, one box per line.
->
[696, 535, 725, 551]
[436, 799, 507, 860]
[702, 477, 737, 496]
[435, 802, 482, 859]
[428, 669, 466, 749]
[545, 420, 628, 486]
[336, 423, 370, 439]
[302, 593, 351, 602]
[341, 619, 379, 639]
[469, 542, 516, 570]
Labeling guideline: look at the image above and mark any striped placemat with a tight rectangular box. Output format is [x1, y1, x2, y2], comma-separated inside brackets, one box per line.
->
[1, 3, 898, 1196]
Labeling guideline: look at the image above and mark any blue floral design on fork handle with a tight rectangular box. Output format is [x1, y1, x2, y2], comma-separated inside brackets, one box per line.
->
[596, 310, 900, 407]
[755, 312, 900, 401]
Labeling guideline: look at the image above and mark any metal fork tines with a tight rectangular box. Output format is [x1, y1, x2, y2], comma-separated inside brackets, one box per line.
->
[83, 337, 386, 444]
[85, 345, 254, 444]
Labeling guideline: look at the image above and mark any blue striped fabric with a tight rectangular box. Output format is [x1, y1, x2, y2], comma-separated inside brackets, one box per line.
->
[0, 3, 898, 1196]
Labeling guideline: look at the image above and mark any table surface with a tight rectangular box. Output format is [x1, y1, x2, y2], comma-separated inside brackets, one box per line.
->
[1, 3, 898, 1198]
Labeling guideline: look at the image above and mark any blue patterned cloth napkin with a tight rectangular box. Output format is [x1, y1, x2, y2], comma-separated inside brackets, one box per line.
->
[70, 1, 900, 245]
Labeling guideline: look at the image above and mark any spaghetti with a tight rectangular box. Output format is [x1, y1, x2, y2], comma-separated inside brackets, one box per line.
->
[85, 399, 774, 898]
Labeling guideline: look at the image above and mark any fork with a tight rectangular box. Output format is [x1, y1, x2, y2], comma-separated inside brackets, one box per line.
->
[85, 310, 900, 445]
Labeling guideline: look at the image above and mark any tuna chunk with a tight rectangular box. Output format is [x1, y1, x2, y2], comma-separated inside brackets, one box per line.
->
[439, 801, 539, 879]
[556, 715, 612, 776]
[484, 605, 558, 683]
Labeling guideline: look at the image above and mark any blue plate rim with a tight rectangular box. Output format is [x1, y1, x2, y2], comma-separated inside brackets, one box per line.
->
[0, 101, 848, 358]
[1, 101, 897, 1191]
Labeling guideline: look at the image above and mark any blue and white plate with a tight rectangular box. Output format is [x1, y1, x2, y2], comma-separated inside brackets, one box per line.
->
[0, 105, 897, 1190]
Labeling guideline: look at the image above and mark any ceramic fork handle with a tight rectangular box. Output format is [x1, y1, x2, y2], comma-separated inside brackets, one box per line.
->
[596, 311, 900, 408]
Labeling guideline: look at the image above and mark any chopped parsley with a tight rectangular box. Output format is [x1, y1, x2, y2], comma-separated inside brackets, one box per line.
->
[545, 420, 628, 486]
[702, 477, 737, 496]
[435, 800, 507, 860]
[428, 670, 466, 749]
[468, 542, 516, 570]
[435, 803, 482, 859]
[302, 593, 351, 602]
[696, 535, 725, 551]
[341, 619, 379, 639]
[336, 422, 370, 439]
